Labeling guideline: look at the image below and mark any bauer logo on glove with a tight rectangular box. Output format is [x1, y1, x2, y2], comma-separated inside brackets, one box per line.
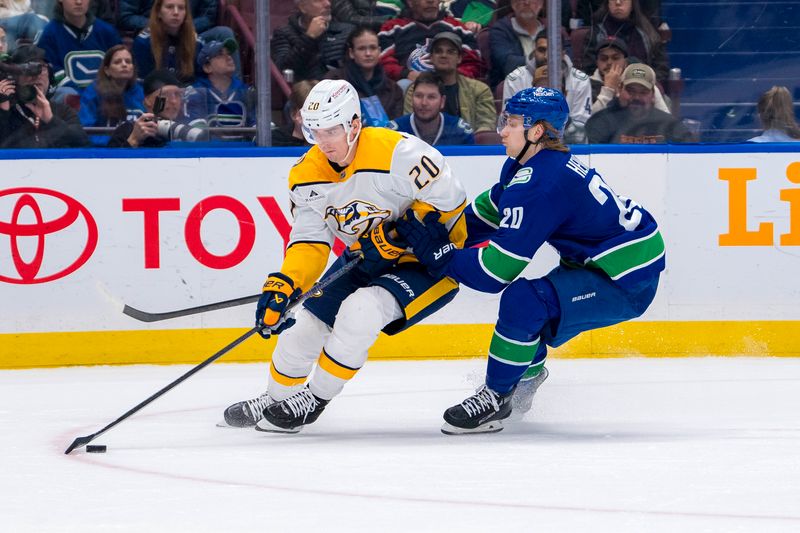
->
[256, 272, 301, 338]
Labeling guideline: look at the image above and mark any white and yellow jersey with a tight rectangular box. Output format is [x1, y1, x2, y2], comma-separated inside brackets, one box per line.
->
[280, 127, 467, 291]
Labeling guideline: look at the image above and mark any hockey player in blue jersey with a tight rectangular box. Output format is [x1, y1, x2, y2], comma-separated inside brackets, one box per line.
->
[396, 87, 666, 435]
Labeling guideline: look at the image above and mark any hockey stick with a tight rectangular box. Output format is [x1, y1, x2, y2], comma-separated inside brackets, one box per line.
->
[65, 253, 363, 454]
[123, 294, 261, 322]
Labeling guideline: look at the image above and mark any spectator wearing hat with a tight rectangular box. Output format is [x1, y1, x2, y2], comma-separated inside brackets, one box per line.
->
[503, 29, 592, 143]
[389, 71, 474, 146]
[582, 0, 668, 84]
[589, 35, 670, 114]
[0, 43, 89, 147]
[585, 62, 690, 144]
[378, 0, 484, 86]
[34, 0, 121, 97]
[402, 31, 495, 133]
[108, 68, 208, 147]
[271, 0, 355, 83]
[119, 1, 241, 75]
[184, 38, 253, 129]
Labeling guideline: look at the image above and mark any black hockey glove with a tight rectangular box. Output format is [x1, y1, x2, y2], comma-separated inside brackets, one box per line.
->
[395, 209, 456, 279]
[352, 221, 407, 279]
[255, 272, 301, 339]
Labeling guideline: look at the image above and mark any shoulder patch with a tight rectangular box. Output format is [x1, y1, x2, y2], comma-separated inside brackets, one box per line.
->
[293, 153, 307, 167]
[571, 68, 589, 81]
[457, 118, 473, 134]
[507, 167, 532, 187]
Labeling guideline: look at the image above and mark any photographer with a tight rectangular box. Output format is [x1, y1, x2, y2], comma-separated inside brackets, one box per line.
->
[108, 69, 208, 147]
[0, 44, 89, 148]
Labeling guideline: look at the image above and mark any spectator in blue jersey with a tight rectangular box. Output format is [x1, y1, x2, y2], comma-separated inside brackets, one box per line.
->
[389, 72, 474, 146]
[107, 68, 208, 147]
[119, 0, 241, 75]
[34, 0, 121, 99]
[396, 87, 665, 435]
[132, 0, 200, 83]
[79, 44, 145, 128]
[0, 44, 89, 147]
[323, 25, 402, 127]
[0, 1, 48, 53]
[184, 38, 254, 133]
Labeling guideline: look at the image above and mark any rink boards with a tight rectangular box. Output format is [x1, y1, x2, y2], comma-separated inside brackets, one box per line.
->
[1, 145, 798, 368]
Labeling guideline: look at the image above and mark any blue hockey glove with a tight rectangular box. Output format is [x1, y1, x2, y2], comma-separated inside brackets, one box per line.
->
[255, 272, 301, 339]
[351, 221, 407, 279]
[395, 210, 457, 279]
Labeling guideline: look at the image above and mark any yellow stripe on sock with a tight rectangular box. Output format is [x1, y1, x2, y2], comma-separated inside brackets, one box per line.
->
[317, 350, 359, 380]
[269, 363, 307, 386]
[404, 277, 459, 320]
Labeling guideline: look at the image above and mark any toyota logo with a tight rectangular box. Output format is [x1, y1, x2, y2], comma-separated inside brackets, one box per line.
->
[0, 187, 98, 284]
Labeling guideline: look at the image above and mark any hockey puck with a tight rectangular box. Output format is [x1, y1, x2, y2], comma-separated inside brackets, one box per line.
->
[86, 445, 107, 453]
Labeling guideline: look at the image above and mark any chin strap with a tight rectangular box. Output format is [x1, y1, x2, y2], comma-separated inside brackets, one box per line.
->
[514, 127, 542, 161]
[337, 123, 362, 165]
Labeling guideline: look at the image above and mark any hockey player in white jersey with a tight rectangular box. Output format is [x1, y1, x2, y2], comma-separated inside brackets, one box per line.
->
[222, 79, 467, 433]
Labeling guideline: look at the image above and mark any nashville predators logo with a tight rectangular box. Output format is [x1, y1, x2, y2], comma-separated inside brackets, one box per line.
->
[325, 200, 391, 236]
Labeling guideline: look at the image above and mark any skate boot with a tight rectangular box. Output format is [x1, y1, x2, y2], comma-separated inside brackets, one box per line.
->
[441, 384, 514, 435]
[511, 366, 549, 416]
[219, 392, 273, 428]
[255, 386, 329, 434]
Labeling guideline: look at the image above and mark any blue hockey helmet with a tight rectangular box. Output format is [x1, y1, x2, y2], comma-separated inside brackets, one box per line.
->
[499, 87, 570, 135]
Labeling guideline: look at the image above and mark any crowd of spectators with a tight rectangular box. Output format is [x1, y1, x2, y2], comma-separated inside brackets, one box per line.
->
[0, 0, 796, 148]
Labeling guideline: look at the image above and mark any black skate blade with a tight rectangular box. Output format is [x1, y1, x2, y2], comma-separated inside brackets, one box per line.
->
[255, 419, 302, 434]
[441, 420, 505, 435]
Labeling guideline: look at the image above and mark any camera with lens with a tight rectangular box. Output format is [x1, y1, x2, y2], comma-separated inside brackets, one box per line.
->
[0, 60, 43, 104]
[155, 119, 209, 142]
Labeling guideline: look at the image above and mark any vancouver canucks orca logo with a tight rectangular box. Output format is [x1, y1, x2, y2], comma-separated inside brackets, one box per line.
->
[325, 200, 390, 236]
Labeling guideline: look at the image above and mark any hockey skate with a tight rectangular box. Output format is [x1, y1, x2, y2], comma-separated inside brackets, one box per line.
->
[218, 392, 273, 428]
[441, 384, 514, 435]
[255, 386, 329, 434]
[511, 366, 549, 416]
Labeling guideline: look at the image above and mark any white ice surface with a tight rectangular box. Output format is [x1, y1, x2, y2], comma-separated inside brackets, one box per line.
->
[2, 357, 800, 533]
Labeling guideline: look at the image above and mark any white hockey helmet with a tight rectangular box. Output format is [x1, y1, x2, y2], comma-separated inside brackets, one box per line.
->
[300, 79, 362, 145]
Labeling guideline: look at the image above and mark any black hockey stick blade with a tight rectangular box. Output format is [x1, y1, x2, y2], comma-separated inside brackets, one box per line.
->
[64, 433, 97, 455]
[65, 326, 260, 454]
[123, 293, 261, 323]
[67, 254, 364, 454]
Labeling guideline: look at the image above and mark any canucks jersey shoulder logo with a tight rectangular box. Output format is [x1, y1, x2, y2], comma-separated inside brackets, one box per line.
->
[325, 200, 390, 236]
[63, 50, 106, 87]
[507, 167, 532, 187]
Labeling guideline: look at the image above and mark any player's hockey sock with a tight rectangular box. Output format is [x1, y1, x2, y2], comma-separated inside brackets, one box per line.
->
[485, 329, 540, 394]
[309, 348, 362, 400]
